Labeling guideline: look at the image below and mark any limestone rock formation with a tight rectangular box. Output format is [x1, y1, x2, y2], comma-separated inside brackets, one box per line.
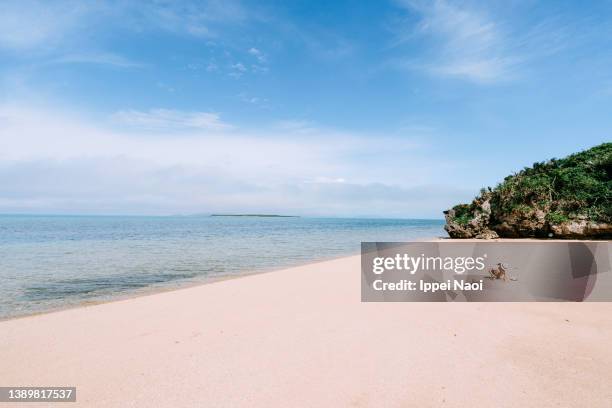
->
[444, 143, 611, 239]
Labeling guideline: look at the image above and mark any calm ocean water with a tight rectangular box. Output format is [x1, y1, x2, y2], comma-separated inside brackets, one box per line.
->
[0, 215, 445, 319]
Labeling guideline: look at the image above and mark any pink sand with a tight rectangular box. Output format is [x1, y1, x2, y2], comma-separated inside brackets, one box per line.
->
[1, 255, 611, 407]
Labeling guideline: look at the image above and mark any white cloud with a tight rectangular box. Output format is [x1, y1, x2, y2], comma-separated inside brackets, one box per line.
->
[248, 47, 266, 63]
[231, 62, 247, 72]
[395, 0, 519, 83]
[50, 52, 143, 68]
[134, 1, 246, 39]
[110, 109, 231, 132]
[0, 0, 96, 51]
[0, 104, 466, 217]
[0, 0, 249, 51]
[228, 62, 248, 78]
[238, 93, 269, 108]
[394, 1, 590, 84]
[428, 57, 519, 83]
[307, 177, 347, 184]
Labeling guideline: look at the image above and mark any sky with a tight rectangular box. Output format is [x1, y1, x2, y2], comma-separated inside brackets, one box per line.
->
[0, 0, 610, 218]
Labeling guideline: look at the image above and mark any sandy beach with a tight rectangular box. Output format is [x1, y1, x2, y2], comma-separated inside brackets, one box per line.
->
[1, 254, 612, 407]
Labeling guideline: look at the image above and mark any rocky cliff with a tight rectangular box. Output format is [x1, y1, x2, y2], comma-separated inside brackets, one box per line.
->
[444, 143, 612, 239]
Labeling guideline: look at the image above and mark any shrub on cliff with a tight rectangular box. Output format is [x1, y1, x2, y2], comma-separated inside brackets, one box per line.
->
[444, 143, 612, 239]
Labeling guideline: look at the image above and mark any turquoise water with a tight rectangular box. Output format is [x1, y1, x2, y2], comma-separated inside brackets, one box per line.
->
[0, 215, 445, 319]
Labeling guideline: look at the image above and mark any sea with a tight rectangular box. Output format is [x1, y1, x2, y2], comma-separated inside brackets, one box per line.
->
[0, 215, 445, 319]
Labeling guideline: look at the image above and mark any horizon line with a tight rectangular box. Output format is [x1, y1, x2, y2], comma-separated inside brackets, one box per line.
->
[0, 212, 446, 221]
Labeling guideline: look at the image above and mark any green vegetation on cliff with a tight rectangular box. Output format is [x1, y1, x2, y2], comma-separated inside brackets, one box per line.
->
[445, 143, 612, 239]
[494, 142, 611, 222]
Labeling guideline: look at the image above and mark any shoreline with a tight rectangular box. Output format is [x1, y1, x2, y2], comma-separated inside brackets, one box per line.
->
[3, 236, 606, 322]
[2, 251, 612, 407]
[0, 249, 370, 323]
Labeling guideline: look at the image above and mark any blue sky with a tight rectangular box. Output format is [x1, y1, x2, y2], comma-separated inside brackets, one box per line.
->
[0, 0, 610, 217]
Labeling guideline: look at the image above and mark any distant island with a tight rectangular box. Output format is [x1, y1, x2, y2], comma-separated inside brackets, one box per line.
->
[444, 143, 611, 239]
[210, 214, 299, 218]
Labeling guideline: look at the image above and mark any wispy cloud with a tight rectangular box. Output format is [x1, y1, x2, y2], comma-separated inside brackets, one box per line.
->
[0, 0, 250, 54]
[0, 104, 462, 216]
[49, 52, 143, 68]
[110, 109, 232, 132]
[133, 0, 248, 39]
[393, 1, 596, 84]
[226, 48, 269, 78]
[274, 120, 319, 134]
[229, 62, 247, 78]
[238, 93, 270, 108]
[248, 47, 266, 63]
[0, 0, 98, 51]
[185, 48, 269, 79]
[394, 0, 519, 83]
